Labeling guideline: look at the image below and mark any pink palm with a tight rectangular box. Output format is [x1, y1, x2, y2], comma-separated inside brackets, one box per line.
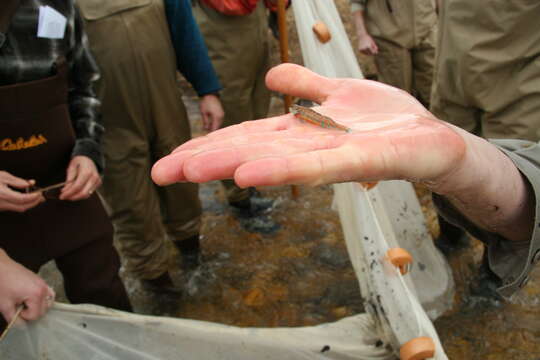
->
[152, 64, 465, 189]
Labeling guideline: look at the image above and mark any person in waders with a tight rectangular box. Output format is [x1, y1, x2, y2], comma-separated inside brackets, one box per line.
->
[0, 0, 132, 330]
[430, 0, 540, 298]
[350, 0, 437, 108]
[192, 0, 279, 234]
[77, 0, 224, 294]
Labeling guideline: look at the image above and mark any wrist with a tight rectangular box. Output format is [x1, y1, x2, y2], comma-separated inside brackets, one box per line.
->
[200, 92, 220, 99]
[352, 11, 369, 37]
[428, 127, 534, 241]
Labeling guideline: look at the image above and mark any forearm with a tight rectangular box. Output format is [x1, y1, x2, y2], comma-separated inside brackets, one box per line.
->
[165, 0, 222, 96]
[429, 126, 535, 243]
[352, 10, 370, 38]
[68, 5, 104, 172]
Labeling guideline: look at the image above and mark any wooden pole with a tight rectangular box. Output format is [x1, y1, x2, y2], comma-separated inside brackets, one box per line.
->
[276, 0, 299, 199]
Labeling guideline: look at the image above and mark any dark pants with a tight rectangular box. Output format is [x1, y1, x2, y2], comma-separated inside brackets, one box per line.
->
[0, 230, 131, 331]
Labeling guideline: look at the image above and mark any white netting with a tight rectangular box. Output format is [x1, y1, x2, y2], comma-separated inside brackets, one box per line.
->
[291, 0, 453, 358]
[0, 1, 453, 359]
[1, 303, 393, 360]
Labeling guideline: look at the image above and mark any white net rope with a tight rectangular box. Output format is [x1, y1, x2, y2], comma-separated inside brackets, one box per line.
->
[291, 0, 453, 358]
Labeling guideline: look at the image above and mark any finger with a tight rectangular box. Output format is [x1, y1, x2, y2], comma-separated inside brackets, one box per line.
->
[232, 142, 387, 188]
[174, 106, 374, 154]
[78, 176, 98, 200]
[154, 134, 336, 186]
[179, 128, 315, 154]
[201, 111, 210, 131]
[152, 149, 196, 185]
[232, 118, 464, 187]
[182, 135, 341, 183]
[210, 116, 221, 132]
[63, 172, 96, 201]
[21, 297, 45, 321]
[371, 43, 379, 55]
[65, 161, 79, 184]
[265, 63, 342, 104]
[1, 173, 33, 189]
[0, 187, 43, 206]
[1, 196, 44, 212]
[45, 287, 55, 309]
[60, 169, 87, 200]
[172, 115, 292, 153]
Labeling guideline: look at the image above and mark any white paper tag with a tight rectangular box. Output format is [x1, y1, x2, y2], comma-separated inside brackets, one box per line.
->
[37, 6, 67, 39]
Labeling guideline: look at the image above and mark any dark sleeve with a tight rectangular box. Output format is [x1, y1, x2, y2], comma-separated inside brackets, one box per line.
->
[67, 4, 105, 173]
[433, 139, 540, 299]
[163, 0, 222, 96]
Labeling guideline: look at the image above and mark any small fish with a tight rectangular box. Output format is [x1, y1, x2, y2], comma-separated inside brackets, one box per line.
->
[289, 104, 352, 133]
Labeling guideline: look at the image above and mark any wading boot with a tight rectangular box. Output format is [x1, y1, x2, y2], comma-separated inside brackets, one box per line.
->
[140, 272, 182, 295]
[469, 252, 503, 305]
[434, 214, 470, 256]
[229, 191, 280, 235]
[229, 189, 274, 218]
[175, 234, 201, 272]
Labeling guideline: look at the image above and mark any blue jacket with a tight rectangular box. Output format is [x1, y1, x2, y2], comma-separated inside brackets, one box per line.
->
[164, 0, 222, 96]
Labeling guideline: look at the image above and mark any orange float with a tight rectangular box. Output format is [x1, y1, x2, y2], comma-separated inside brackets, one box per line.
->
[399, 336, 436, 360]
[361, 181, 378, 190]
[312, 21, 332, 43]
[386, 248, 413, 275]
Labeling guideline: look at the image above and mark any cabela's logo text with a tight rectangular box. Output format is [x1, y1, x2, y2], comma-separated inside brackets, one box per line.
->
[0, 135, 48, 151]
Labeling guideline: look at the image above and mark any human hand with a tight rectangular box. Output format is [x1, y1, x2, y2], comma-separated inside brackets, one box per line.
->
[152, 64, 465, 191]
[357, 34, 378, 55]
[0, 249, 55, 324]
[153, 64, 534, 243]
[199, 94, 225, 132]
[60, 156, 101, 201]
[0, 171, 44, 212]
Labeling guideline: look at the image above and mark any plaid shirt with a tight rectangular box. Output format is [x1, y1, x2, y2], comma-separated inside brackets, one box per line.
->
[0, 0, 104, 171]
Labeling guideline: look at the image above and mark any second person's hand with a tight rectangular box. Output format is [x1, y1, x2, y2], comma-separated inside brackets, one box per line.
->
[200, 94, 225, 132]
[0, 171, 44, 212]
[60, 156, 101, 201]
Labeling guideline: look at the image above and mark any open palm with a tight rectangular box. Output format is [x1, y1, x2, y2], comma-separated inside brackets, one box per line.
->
[152, 64, 465, 189]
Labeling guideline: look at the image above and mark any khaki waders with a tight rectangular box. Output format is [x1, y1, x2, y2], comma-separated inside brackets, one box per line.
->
[194, 0, 271, 203]
[364, 0, 437, 106]
[79, 0, 201, 280]
[430, 0, 540, 141]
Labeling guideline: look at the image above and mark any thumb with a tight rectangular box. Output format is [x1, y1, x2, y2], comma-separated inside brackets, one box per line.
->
[265, 63, 341, 104]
